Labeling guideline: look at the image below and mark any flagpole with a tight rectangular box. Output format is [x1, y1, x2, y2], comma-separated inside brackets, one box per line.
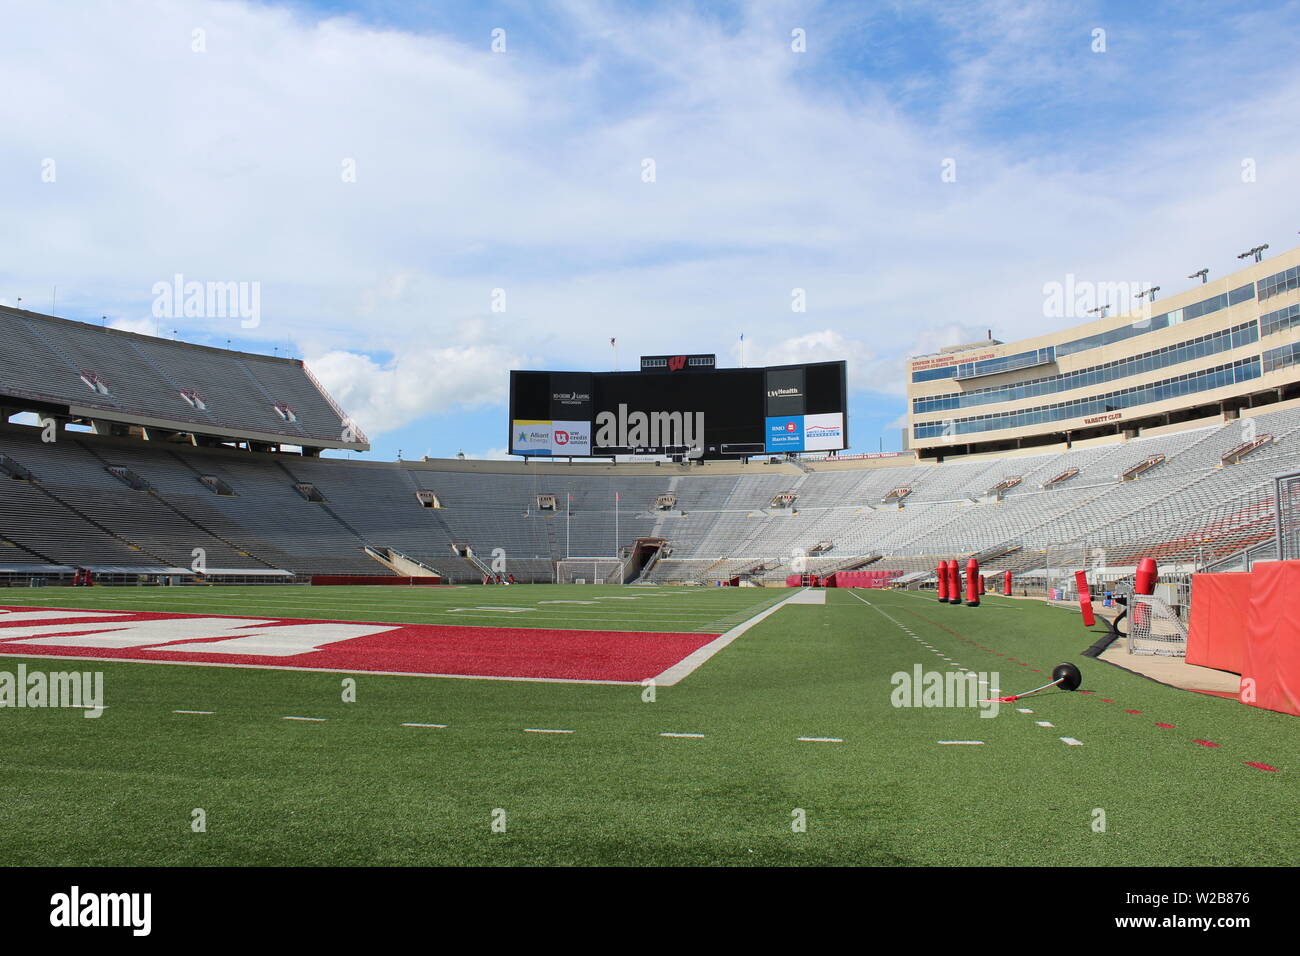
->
[567, 493, 571, 559]
[615, 491, 619, 558]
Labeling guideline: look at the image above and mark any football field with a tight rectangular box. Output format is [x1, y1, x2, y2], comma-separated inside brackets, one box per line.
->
[0, 584, 1293, 866]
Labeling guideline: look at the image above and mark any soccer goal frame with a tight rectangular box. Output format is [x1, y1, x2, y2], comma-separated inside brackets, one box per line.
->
[1126, 593, 1188, 657]
[556, 558, 626, 584]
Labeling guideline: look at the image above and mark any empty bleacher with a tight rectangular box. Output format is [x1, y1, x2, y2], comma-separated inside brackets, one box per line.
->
[4, 398, 1300, 584]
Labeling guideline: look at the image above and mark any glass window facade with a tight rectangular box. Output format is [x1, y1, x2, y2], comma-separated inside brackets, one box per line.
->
[913, 357, 1261, 439]
[913, 322, 1258, 414]
[1259, 265, 1300, 302]
[1260, 302, 1300, 338]
[1053, 284, 1255, 359]
[1263, 341, 1300, 374]
[953, 347, 1055, 380]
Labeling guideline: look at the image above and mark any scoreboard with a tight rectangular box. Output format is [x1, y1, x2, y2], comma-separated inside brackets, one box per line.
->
[508, 359, 847, 459]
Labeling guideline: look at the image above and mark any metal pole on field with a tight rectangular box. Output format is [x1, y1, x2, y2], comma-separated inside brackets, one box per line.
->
[566, 493, 571, 559]
[615, 490, 619, 558]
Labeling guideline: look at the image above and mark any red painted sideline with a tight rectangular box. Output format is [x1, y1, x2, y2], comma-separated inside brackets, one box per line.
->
[0, 606, 716, 682]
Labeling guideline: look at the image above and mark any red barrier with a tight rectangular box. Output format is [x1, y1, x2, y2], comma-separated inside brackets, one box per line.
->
[1003, 569, 1012, 596]
[937, 562, 948, 602]
[830, 570, 903, 588]
[1074, 570, 1095, 627]
[979, 574, 986, 595]
[311, 575, 443, 586]
[1242, 562, 1300, 716]
[949, 561, 962, 607]
[1187, 564, 1300, 716]
[1135, 557, 1157, 596]
[786, 574, 802, 587]
[965, 558, 980, 607]
[1187, 573, 1251, 674]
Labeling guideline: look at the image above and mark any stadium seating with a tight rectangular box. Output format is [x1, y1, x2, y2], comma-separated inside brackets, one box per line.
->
[4, 395, 1300, 584]
[0, 306, 364, 449]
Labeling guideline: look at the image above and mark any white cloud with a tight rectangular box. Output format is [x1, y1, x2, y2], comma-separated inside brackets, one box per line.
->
[108, 317, 160, 337]
[306, 343, 523, 437]
[1, 0, 1298, 421]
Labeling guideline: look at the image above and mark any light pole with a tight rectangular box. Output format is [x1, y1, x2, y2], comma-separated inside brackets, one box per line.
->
[1188, 268, 1209, 284]
[1237, 244, 1269, 263]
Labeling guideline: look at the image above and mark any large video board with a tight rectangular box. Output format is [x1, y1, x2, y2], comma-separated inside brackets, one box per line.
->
[508, 360, 847, 459]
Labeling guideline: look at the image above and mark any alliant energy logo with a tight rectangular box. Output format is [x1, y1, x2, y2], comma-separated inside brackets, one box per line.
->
[891, 666, 1002, 717]
[50, 886, 151, 936]
[0, 664, 104, 718]
[593, 404, 704, 457]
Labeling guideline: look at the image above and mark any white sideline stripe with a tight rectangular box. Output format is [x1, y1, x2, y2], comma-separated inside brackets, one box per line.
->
[797, 736, 843, 743]
[0, 652, 640, 685]
[401, 722, 447, 728]
[448, 606, 534, 613]
[784, 589, 827, 605]
[173, 710, 214, 715]
[1059, 737, 1084, 746]
[659, 732, 705, 738]
[523, 728, 574, 734]
[937, 740, 985, 745]
[282, 716, 326, 722]
[650, 590, 812, 687]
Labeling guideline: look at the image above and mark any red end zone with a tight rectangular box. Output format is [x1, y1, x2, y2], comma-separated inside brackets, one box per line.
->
[0, 606, 719, 683]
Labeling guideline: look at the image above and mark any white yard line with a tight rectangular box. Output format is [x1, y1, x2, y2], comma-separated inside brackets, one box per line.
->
[649, 590, 813, 686]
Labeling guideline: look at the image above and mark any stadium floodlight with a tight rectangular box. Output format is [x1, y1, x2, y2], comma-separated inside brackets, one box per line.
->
[1188, 268, 1209, 283]
[1086, 304, 1109, 319]
[1236, 244, 1269, 263]
[1135, 286, 1161, 302]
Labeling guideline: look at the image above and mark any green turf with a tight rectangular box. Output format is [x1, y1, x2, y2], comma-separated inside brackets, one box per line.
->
[0, 585, 1294, 866]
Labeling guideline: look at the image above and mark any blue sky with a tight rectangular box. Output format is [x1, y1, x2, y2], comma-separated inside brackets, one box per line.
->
[3, 0, 1299, 461]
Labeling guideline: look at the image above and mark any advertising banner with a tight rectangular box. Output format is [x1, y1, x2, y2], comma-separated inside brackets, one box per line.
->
[802, 412, 845, 451]
[766, 415, 804, 452]
[511, 419, 591, 456]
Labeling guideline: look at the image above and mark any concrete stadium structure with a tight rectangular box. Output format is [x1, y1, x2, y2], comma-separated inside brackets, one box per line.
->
[909, 245, 1300, 460]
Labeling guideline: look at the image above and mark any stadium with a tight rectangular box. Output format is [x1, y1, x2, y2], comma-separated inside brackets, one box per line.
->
[0, 242, 1296, 872]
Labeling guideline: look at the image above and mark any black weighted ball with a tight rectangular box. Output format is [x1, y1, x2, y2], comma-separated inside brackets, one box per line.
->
[1051, 661, 1082, 691]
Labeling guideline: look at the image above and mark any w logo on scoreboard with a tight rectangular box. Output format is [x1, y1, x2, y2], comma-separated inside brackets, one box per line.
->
[667, 355, 687, 371]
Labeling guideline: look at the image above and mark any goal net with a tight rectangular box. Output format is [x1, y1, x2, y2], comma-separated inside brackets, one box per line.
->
[1126, 594, 1188, 657]
[556, 558, 626, 584]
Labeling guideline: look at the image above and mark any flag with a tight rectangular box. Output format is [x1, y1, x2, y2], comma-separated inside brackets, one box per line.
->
[615, 491, 620, 502]
[610, 337, 616, 347]
[739, 332, 744, 341]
